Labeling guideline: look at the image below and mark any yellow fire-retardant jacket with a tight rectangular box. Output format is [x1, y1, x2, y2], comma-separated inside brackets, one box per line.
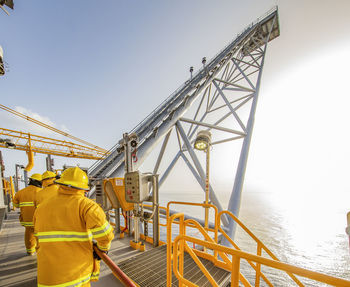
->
[35, 183, 59, 207]
[33, 186, 114, 287]
[13, 185, 42, 227]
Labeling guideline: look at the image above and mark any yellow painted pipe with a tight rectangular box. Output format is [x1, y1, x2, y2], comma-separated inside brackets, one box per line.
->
[9, 176, 15, 210]
[25, 150, 34, 171]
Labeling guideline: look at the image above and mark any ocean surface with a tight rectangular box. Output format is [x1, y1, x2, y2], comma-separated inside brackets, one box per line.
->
[158, 191, 350, 286]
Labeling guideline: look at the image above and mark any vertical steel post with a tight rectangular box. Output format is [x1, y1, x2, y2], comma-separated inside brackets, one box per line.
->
[46, 155, 53, 171]
[204, 147, 210, 230]
[23, 170, 28, 187]
[95, 180, 104, 206]
[0, 151, 5, 218]
[225, 15, 277, 244]
[123, 133, 139, 241]
[114, 208, 121, 234]
[14, 164, 20, 192]
[152, 174, 160, 247]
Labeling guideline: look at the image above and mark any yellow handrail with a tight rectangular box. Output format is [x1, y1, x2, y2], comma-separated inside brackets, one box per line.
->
[166, 201, 218, 232]
[167, 212, 251, 287]
[167, 212, 185, 287]
[173, 233, 350, 287]
[218, 210, 303, 286]
[183, 218, 251, 286]
[167, 212, 350, 287]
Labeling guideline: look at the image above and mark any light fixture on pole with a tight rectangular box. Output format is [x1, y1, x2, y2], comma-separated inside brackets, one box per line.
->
[0, 46, 4, 76]
[189, 66, 194, 80]
[0, 138, 16, 149]
[0, 0, 14, 16]
[194, 130, 211, 230]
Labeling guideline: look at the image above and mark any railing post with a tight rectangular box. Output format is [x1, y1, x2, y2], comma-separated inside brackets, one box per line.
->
[255, 244, 262, 287]
[167, 220, 172, 287]
[231, 255, 240, 287]
[167, 213, 185, 287]
[179, 216, 185, 287]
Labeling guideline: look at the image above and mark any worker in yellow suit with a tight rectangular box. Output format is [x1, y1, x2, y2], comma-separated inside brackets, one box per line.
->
[34, 167, 114, 287]
[13, 173, 42, 255]
[35, 170, 59, 207]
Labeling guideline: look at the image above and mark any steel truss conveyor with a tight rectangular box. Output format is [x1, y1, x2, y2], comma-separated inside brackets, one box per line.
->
[89, 7, 280, 240]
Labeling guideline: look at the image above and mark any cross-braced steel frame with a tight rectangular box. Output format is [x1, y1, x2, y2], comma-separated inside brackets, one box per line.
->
[89, 7, 280, 243]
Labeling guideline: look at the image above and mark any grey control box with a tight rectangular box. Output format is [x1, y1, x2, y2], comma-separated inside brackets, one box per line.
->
[125, 171, 150, 203]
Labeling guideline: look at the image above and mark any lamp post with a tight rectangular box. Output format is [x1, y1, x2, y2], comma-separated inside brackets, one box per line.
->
[194, 130, 211, 229]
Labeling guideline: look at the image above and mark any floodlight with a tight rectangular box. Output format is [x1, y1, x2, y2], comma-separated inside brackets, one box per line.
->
[0, 138, 16, 148]
[194, 130, 211, 151]
[0, 0, 13, 15]
[0, 0, 14, 9]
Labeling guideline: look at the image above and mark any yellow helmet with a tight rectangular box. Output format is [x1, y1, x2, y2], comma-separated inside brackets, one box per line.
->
[42, 171, 56, 181]
[30, 173, 42, 182]
[55, 167, 89, 190]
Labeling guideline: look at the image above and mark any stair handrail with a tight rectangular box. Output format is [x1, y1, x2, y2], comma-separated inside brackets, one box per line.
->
[165, 201, 275, 285]
[218, 210, 304, 286]
[183, 218, 251, 286]
[166, 212, 251, 287]
[172, 234, 350, 287]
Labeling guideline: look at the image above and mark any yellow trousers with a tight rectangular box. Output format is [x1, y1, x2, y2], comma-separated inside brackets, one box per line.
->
[24, 227, 36, 254]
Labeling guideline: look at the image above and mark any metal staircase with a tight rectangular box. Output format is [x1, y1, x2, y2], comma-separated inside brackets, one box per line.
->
[118, 244, 230, 287]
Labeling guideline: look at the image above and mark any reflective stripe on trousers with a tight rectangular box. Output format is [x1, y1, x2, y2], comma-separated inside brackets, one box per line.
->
[19, 202, 34, 207]
[25, 227, 36, 253]
[21, 221, 34, 227]
[38, 273, 92, 287]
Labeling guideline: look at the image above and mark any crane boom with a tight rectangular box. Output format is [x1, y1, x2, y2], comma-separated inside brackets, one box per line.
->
[0, 127, 106, 160]
[0, 104, 107, 153]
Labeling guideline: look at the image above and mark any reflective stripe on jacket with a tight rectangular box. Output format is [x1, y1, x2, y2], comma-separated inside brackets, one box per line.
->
[13, 185, 41, 226]
[34, 186, 114, 286]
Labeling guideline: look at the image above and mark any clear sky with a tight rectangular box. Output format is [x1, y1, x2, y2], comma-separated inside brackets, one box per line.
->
[1, 0, 350, 201]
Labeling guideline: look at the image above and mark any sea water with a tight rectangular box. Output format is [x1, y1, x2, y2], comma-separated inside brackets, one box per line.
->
[159, 191, 350, 286]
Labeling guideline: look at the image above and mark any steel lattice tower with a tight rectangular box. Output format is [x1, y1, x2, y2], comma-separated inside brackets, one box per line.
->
[89, 7, 280, 242]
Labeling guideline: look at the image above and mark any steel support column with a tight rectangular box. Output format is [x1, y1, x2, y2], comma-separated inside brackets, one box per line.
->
[224, 15, 277, 244]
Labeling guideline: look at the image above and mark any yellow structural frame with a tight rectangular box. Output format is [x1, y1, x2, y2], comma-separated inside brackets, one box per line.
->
[0, 104, 107, 153]
[0, 127, 107, 160]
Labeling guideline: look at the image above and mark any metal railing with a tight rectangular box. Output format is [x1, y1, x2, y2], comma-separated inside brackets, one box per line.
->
[171, 231, 350, 286]
[166, 208, 350, 287]
[217, 210, 303, 286]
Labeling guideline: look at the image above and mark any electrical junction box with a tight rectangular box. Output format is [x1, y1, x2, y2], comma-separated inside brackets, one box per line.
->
[125, 171, 150, 203]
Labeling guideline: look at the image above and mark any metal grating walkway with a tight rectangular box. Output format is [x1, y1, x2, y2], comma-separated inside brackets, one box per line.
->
[118, 244, 231, 287]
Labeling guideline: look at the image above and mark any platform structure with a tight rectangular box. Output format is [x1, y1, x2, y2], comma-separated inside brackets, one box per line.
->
[88, 7, 280, 241]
